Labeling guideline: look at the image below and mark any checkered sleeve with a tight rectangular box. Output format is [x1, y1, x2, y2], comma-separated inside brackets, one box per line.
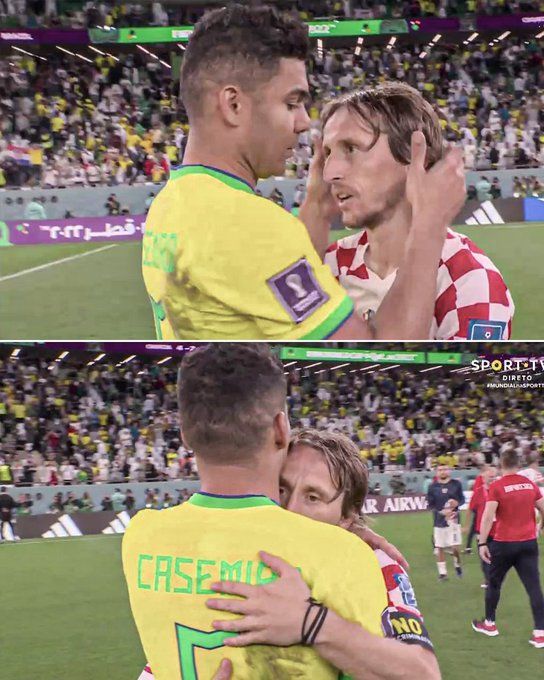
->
[376, 549, 434, 652]
[433, 233, 514, 340]
[324, 241, 340, 278]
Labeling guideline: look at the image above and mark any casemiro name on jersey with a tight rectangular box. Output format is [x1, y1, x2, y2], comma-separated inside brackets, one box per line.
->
[136, 553, 288, 595]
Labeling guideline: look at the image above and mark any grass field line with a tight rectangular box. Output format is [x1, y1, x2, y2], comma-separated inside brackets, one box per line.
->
[0, 243, 118, 282]
[1, 534, 120, 546]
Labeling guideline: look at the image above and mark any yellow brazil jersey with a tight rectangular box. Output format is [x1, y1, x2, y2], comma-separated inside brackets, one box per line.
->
[142, 165, 353, 339]
[122, 492, 387, 680]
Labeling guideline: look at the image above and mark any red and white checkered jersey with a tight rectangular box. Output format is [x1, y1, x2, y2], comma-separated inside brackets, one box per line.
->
[519, 468, 544, 496]
[139, 548, 433, 679]
[325, 228, 514, 340]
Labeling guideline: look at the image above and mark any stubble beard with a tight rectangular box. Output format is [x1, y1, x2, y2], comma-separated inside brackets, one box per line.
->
[343, 177, 407, 231]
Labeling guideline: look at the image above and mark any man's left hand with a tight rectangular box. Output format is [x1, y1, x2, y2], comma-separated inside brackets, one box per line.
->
[479, 545, 491, 564]
[206, 551, 310, 647]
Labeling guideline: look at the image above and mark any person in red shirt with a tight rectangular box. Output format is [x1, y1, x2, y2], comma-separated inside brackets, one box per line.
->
[472, 449, 544, 647]
[464, 467, 486, 554]
[463, 464, 497, 587]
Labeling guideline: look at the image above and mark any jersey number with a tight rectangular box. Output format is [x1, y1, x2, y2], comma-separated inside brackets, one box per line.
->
[176, 623, 235, 680]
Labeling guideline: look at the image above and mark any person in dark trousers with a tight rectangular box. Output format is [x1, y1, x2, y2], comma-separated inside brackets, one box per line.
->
[472, 449, 544, 648]
[427, 465, 465, 581]
[0, 486, 17, 541]
[464, 467, 486, 553]
[464, 464, 498, 588]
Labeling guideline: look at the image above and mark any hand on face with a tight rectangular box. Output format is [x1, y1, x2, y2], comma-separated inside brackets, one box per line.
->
[206, 550, 310, 647]
[304, 132, 342, 224]
[406, 131, 466, 232]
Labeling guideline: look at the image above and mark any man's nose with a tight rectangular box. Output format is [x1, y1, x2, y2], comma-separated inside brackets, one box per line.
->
[295, 106, 311, 134]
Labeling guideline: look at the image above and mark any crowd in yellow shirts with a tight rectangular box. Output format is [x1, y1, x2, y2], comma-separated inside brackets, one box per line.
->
[1, 28, 542, 194]
[0, 346, 542, 495]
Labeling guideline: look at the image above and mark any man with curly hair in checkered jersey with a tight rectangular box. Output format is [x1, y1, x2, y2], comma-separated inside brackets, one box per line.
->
[320, 83, 514, 340]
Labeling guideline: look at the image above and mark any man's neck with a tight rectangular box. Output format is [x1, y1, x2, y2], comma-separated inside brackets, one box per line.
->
[363, 201, 412, 280]
[198, 460, 281, 503]
[182, 130, 257, 189]
[502, 469, 520, 476]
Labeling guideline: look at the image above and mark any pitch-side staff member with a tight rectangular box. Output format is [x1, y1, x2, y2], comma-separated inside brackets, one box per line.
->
[472, 449, 544, 648]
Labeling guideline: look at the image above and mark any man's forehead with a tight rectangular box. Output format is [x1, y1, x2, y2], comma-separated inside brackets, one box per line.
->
[323, 106, 375, 142]
[284, 445, 336, 485]
[268, 57, 309, 93]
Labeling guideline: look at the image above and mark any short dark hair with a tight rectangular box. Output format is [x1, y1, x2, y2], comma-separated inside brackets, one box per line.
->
[321, 82, 444, 169]
[180, 3, 309, 117]
[177, 344, 287, 460]
[501, 448, 520, 470]
[289, 429, 368, 518]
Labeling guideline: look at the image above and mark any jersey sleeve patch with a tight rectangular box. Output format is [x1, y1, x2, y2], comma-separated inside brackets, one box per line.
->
[467, 319, 507, 340]
[267, 257, 329, 323]
[384, 610, 434, 652]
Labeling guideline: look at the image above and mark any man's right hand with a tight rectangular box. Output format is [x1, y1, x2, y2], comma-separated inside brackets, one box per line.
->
[213, 659, 233, 680]
[406, 132, 466, 232]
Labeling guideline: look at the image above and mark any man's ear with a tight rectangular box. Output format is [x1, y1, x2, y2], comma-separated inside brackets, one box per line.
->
[217, 84, 247, 127]
[273, 410, 290, 452]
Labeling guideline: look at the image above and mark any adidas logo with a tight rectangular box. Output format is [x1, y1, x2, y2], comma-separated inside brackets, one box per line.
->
[465, 200, 505, 225]
[102, 510, 131, 534]
[42, 513, 83, 538]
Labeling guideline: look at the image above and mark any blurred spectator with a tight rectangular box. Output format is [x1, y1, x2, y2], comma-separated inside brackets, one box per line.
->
[111, 487, 126, 512]
[23, 198, 47, 220]
[490, 177, 502, 199]
[124, 488, 136, 511]
[476, 175, 492, 201]
[144, 192, 155, 213]
[105, 194, 121, 216]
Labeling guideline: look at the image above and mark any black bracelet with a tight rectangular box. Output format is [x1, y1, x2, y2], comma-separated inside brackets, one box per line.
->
[301, 597, 329, 646]
[478, 542, 488, 548]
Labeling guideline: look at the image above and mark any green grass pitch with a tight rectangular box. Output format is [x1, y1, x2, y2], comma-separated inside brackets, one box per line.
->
[1, 512, 542, 680]
[0, 223, 542, 339]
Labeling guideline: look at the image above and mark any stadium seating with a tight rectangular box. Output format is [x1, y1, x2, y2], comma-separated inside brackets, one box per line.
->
[2, 2, 544, 29]
[0, 347, 542, 497]
[0, 27, 543, 193]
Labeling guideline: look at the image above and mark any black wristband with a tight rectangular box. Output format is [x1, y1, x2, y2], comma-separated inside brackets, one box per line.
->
[301, 597, 329, 646]
[478, 542, 488, 548]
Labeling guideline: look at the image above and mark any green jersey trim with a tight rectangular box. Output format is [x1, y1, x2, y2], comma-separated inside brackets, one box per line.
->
[299, 295, 354, 340]
[169, 164, 255, 194]
[188, 492, 277, 510]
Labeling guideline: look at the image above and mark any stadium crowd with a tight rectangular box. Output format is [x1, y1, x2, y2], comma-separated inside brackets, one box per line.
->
[0, 350, 542, 500]
[2, 1, 544, 30]
[1, 28, 543, 191]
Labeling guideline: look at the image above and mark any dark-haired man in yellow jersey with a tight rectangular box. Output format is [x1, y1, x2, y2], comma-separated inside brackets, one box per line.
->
[122, 344, 389, 679]
[142, 3, 466, 341]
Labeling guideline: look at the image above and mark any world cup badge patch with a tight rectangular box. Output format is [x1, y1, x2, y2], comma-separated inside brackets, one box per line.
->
[267, 258, 329, 323]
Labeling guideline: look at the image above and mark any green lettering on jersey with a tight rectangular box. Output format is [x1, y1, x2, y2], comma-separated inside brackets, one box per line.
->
[142, 231, 178, 273]
[137, 554, 153, 590]
[174, 557, 194, 593]
[154, 555, 173, 592]
[196, 559, 216, 595]
[256, 560, 277, 585]
[149, 296, 166, 340]
[176, 624, 236, 680]
[220, 560, 243, 582]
